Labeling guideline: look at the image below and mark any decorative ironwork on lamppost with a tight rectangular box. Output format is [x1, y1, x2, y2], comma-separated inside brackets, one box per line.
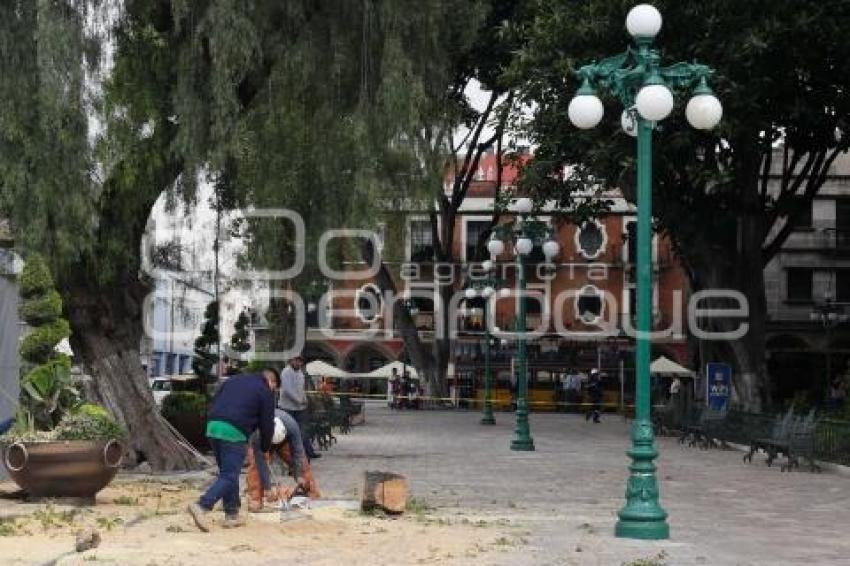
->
[465, 264, 505, 425]
[489, 197, 560, 451]
[567, 4, 723, 540]
[810, 291, 847, 385]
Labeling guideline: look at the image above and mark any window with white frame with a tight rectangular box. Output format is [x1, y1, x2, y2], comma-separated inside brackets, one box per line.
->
[576, 220, 607, 259]
[355, 284, 383, 323]
[576, 284, 604, 324]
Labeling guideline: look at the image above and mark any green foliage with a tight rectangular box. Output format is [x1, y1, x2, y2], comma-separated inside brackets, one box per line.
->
[19, 319, 70, 365]
[19, 356, 77, 431]
[192, 301, 219, 380]
[230, 311, 251, 357]
[18, 255, 54, 299]
[54, 407, 126, 441]
[19, 289, 62, 326]
[160, 392, 207, 421]
[14, 255, 76, 432]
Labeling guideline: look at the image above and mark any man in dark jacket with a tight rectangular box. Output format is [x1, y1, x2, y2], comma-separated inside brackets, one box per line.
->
[188, 368, 279, 531]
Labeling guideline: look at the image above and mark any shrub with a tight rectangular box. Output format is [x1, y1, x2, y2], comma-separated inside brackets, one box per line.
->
[18, 255, 54, 299]
[54, 407, 126, 441]
[161, 392, 207, 421]
[19, 289, 62, 326]
[19, 319, 71, 365]
[16, 256, 75, 434]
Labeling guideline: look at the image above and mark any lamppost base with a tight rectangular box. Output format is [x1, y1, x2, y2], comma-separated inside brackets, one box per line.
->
[480, 415, 496, 425]
[615, 518, 670, 540]
[510, 437, 535, 451]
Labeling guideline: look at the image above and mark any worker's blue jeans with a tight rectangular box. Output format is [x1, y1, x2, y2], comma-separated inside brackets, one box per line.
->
[199, 439, 247, 516]
[0, 417, 14, 436]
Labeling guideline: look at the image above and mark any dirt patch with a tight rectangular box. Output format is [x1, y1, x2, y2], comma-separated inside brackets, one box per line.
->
[0, 479, 519, 565]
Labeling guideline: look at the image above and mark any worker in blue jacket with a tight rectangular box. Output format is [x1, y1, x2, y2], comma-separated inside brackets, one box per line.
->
[188, 368, 279, 532]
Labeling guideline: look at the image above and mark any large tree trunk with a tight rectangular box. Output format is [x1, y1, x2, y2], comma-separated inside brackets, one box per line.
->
[690, 213, 771, 412]
[66, 275, 200, 471]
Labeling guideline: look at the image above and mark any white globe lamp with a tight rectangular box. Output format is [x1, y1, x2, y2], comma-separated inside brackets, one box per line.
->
[515, 237, 533, 256]
[483, 286, 495, 298]
[487, 238, 505, 256]
[542, 239, 560, 259]
[465, 288, 477, 300]
[686, 93, 723, 130]
[626, 4, 662, 38]
[482, 259, 494, 272]
[568, 93, 604, 129]
[621, 109, 638, 137]
[515, 197, 534, 214]
[636, 83, 674, 122]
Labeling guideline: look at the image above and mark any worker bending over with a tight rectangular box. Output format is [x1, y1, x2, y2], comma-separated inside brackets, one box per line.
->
[246, 408, 321, 512]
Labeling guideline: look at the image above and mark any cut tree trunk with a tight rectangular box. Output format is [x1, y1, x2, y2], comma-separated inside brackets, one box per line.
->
[361, 470, 408, 514]
[66, 276, 200, 472]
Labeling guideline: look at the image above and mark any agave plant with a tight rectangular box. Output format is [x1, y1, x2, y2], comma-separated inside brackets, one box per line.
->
[19, 356, 79, 431]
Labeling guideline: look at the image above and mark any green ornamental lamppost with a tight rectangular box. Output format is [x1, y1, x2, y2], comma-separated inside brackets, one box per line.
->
[465, 264, 504, 425]
[489, 198, 560, 451]
[567, 4, 723, 540]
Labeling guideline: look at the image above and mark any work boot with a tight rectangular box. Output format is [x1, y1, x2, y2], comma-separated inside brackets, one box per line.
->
[222, 514, 246, 529]
[247, 499, 264, 513]
[187, 503, 211, 533]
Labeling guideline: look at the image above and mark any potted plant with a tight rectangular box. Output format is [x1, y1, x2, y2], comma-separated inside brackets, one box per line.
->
[1, 255, 126, 501]
[160, 392, 208, 451]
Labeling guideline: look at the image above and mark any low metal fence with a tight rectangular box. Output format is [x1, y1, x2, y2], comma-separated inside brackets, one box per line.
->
[816, 418, 850, 466]
[655, 404, 850, 467]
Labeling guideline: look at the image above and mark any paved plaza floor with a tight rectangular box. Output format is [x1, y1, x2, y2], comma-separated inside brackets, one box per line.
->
[316, 404, 850, 565]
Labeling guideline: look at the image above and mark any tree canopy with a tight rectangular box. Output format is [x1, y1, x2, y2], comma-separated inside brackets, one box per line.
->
[509, 0, 850, 408]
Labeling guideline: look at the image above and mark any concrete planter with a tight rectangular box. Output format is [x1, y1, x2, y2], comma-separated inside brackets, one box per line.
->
[2, 439, 123, 500]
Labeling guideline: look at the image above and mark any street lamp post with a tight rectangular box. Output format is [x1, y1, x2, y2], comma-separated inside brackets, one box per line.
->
[567, 4, 723, 540]
[810, 292, 847, 384]
[467, 266, 502, 425]
[489, 198, 560, 451]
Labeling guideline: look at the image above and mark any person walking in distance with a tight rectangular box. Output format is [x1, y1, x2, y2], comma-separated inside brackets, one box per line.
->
[279, 355, 320, 459]
[187, 368, 279, 532]
[585, 369, 603, 423]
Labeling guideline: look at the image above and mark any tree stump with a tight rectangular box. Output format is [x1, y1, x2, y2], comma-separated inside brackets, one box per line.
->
[360, 471, 408, 514]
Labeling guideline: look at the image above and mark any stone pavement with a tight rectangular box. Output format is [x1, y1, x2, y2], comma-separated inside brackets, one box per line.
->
[313, 404, 850, 565]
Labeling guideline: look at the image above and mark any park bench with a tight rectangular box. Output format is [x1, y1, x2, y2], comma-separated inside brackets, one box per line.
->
[781, 410, 821, 473]
[679, 406, 727, 449]
[743, 408, 793, 465]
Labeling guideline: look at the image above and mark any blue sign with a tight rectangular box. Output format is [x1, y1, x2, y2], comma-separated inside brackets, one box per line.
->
[706, 363, 732, 410]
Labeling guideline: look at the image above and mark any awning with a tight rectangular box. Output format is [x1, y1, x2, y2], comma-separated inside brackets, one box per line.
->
[650, 356, 694, 377]
[305, 360, 351, 379]
[366, 361, 420, 380]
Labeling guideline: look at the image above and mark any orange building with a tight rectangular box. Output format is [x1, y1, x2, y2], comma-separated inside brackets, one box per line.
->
[301, 153, 691, 410]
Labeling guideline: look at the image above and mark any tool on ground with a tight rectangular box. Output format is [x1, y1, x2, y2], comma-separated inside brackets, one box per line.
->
[267, 460, 309, 514]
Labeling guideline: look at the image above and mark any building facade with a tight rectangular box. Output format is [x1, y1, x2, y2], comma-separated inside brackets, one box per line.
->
[299, 154, 691, 408]
[764, 151, 850, 402]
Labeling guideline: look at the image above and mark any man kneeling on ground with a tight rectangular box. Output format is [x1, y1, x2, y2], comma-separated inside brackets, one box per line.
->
[188, 367, 278, 532]
[246, 408, 321, 512]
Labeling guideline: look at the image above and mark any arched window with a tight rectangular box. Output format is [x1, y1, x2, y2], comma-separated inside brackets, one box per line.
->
[576, 220, 607, 259]
[355, 284, 383, 323]
[576, 285, 604, 324]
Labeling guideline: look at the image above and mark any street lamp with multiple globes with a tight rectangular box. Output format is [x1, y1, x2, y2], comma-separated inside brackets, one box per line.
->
[568, 4, 722, 540]
[466, 266, 504, 425]
[488, 197, 560, 451]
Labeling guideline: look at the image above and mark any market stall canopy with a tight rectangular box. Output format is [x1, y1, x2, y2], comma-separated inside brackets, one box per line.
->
[650, 356, 694, 377]
[305, 360, 350, 379]
[366, 361, 419, 380]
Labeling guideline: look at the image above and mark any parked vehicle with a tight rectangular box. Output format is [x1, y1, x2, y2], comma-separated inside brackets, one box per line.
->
[150, 378, 172, 407]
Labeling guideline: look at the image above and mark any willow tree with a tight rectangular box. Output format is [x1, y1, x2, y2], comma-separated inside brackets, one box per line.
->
[510, 0, 850, 410]
[0, 1, 481, 468]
